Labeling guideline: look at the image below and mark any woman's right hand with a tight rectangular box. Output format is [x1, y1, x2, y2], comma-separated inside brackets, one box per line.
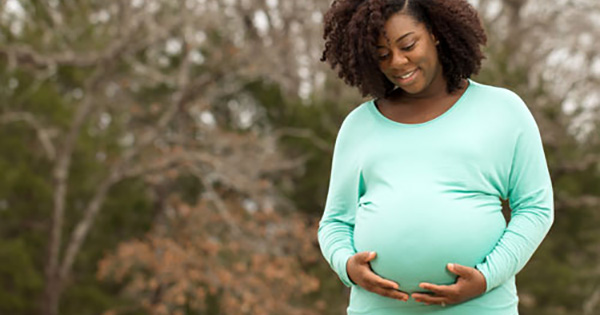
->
[347, 251, 409, 301]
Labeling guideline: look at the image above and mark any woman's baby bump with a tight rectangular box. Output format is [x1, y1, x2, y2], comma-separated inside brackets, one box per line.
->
[353, 195, 505, 293]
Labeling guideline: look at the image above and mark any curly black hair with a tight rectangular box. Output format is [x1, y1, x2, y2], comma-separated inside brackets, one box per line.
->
[321, 0, 487, 98]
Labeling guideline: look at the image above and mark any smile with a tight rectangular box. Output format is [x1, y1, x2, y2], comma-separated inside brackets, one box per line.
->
[399, 70, 416, 79]
[393, 69, 418, 83]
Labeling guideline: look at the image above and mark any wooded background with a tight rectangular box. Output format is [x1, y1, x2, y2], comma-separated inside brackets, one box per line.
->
[0, 0, 599, 314]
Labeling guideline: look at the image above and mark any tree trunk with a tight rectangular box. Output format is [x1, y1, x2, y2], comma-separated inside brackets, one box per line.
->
[41, 84, 97, 315]
[41, 164, 69, 315]
[41, 272, 62, 315]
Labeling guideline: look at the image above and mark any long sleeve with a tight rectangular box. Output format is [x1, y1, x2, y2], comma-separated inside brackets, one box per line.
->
[318, 115, 363, 287]
[475, 100, 554, 292]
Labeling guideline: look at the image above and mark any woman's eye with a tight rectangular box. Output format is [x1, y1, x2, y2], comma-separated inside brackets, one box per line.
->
[402, 43, 416, 51]
[378, 54, 389, 60]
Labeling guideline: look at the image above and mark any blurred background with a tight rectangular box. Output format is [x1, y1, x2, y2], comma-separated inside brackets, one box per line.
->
[0, 0, 599, 314]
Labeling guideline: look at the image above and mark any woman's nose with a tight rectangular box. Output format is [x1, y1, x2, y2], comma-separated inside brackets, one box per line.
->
[390, 52, 409, 67]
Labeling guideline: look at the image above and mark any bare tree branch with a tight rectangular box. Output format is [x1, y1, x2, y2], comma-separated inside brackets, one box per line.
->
[584, 287, 600, 315]
[0, 17, 182, 69]
[44, 69, 105, 313]
[0, 111, 57, 160]
[58, 167, 121, 282]
[556, 192, 600, 209]
[190, 165, 244, 237]
[554, 154, 600, 175]
[274, 127, 332, 153]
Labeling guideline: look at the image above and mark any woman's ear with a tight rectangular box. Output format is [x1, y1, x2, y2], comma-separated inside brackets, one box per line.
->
[431, 33, 439, 45]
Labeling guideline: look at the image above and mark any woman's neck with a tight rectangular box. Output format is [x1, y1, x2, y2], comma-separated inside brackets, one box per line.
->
[388, 78, 467, 104]
[375, 79, 469, 124]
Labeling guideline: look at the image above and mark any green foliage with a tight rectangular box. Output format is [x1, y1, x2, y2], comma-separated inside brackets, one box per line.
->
[1, 59, 156, 315]
[242, 78, 361, 215]
[0, 239, 43, 315]
[0, 121, 53, 315]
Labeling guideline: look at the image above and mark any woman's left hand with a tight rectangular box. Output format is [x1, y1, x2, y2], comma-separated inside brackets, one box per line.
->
[411, 263, 487, 307]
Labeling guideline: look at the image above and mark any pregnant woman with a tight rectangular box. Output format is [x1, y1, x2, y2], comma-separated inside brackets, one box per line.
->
[317, 0, 554, 314]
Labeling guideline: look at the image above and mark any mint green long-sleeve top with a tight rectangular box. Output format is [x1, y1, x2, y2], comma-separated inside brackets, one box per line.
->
[317, 80, 554, 315]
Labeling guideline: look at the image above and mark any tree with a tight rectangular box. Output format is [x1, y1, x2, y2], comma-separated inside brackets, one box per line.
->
[97, 192, 322, 314]
[1, 0, 332, 313]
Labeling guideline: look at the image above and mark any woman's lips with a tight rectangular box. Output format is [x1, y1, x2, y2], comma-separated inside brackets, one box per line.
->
[393, 69, 419, 85]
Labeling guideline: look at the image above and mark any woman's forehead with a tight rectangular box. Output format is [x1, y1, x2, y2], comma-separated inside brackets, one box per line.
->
[378, 13, 427, 44]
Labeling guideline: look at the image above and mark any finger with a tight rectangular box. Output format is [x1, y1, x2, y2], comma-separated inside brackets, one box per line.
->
[353, 251, 372, 263]
[372, 287, 409, 301]
[447, 263, 473, 278]
[364, 251, 377, 263]
[363, 270, 400, 290]
[411, 293, 447, 305]
[418, 282, 454, 296]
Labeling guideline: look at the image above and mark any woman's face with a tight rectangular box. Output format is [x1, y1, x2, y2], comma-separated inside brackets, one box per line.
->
[376, 12, 443, 96]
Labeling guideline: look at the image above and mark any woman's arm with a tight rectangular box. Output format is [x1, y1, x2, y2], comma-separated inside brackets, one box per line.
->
[475, 101, 554, 292]
[318, 110, 408, 301]
[317, 116, 362, 287]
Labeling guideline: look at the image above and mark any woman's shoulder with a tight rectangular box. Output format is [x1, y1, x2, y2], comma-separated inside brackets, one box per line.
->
[334, 100, 377, 140]
[469, 80, 531, 112]
[339, 100, 374, 126]
[469, 80, 524, 105]
[469, 80, 538, 127]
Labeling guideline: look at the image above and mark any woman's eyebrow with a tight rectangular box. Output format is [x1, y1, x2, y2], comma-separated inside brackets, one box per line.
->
[376, 31, 415, 48]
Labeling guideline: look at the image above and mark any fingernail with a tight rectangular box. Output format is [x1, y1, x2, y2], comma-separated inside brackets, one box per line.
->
[448, 263, 454, 269]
